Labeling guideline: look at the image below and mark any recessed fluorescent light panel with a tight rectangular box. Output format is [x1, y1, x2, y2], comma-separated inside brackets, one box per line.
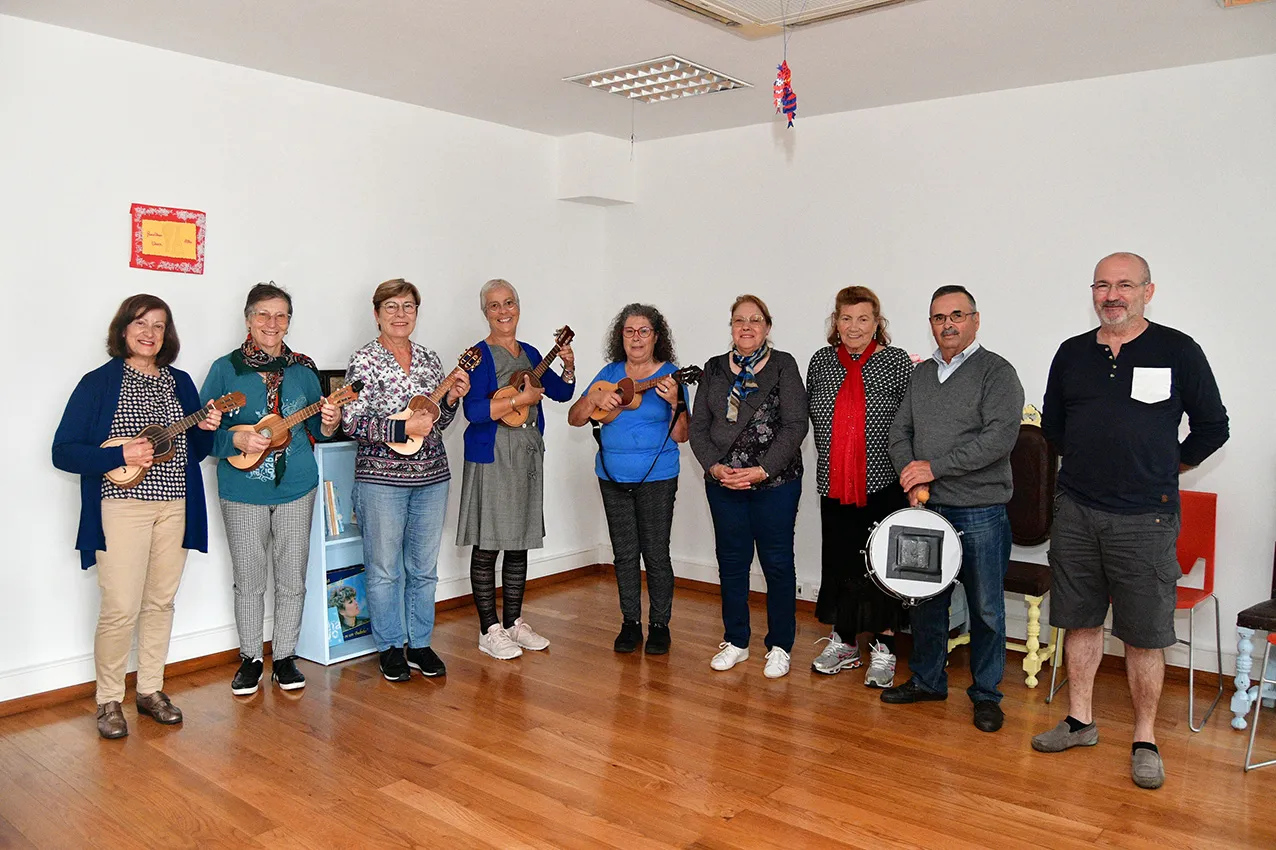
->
[564, 55, 751, 104]
[653, 0, 912, 38]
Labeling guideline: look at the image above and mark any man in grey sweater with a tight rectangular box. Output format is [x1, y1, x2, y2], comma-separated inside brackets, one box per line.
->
[883, 285, 1024, 733]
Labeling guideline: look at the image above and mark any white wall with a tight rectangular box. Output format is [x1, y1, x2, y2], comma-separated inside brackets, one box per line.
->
[607, 54, 1276, 671]
[3, 15, 1273, 702]
[0, 16, 609, 701]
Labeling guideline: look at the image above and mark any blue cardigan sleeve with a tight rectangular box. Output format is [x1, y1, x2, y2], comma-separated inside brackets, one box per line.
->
[462, 341, 498, 425]
[52, 371, 125, 475]
[542, 365, 574, 403]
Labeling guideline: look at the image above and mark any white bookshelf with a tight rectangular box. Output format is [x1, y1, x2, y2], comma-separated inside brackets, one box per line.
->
[295, 442, 377, 665]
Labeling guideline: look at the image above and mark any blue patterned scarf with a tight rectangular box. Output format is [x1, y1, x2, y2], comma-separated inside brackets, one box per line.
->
[726, 341, 772, 423]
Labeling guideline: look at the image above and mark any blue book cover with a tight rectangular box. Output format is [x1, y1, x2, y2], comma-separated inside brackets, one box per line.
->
[326, 565, 371, 647]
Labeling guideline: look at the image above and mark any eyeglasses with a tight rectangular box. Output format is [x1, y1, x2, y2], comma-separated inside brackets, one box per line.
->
[485, 298, 518, 313]
[929, 310, 976, 326]
[1090, 282, 1146, 295]
[622, 327, 654, 339]
[381, 301, 418, 315]
[251, 310, 290, 324]
[731, 316, 767, 327]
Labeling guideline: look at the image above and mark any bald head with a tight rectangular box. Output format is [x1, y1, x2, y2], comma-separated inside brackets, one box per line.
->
[1096, 252, 1151, 286]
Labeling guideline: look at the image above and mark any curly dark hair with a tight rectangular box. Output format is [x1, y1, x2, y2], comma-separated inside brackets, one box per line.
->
[604, 303, 676, 364]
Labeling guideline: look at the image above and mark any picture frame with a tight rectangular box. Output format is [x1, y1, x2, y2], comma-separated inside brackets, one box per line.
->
[318, 369, 352, 440]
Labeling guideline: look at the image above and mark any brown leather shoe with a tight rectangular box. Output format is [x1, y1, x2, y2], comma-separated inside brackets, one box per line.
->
[96, 701, 128, 739]
[135, 691, 183, 725]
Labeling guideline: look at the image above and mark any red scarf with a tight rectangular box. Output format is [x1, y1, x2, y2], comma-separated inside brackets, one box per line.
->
[827, 340, 877, 507]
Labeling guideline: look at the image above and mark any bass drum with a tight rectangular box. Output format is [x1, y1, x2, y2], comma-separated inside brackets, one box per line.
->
[863, 507, 963, 607]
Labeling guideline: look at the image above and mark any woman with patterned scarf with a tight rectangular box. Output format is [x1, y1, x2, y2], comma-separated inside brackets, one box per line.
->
[806, 286, 914, 688]
[200, 282, 340, 696]
[689, 294, 808, 679]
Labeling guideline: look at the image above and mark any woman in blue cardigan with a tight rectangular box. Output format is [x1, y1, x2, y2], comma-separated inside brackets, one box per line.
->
[457, 279, 575, 660]
[52, 294, 220, 739]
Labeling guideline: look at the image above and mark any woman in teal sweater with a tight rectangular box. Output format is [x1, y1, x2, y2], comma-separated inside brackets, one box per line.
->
[200, 283, 339, 696]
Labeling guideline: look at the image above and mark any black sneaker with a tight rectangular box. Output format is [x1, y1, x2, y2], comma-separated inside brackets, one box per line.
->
[230, 655, 264, 695]
[406, 646, 446, 677]
[271, 655, 306, 691]
[379, 647, 411, 682]
[614, 621, 643, 653]
[645, 623, 671, 655]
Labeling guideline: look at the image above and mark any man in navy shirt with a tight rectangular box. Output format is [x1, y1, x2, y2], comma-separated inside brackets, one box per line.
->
[1031, 252, 1228, 790]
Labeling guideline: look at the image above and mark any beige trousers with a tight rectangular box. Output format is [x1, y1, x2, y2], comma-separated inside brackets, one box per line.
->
[95, 498, 188, 704]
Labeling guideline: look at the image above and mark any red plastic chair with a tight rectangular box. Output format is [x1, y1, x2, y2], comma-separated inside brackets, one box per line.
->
[1176, 490, 1222, 732]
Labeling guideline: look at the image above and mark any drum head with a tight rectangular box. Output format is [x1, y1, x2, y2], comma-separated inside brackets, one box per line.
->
[866, 507, 963, 603]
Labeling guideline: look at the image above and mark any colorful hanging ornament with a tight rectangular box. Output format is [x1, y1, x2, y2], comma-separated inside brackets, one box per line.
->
[773, 60, 797, 128]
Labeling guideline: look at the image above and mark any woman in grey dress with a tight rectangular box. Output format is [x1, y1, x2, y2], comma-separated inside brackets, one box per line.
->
[458, 279, 576, 660]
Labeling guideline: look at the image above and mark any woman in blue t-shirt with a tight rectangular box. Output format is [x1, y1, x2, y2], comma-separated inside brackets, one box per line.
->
[568, 304, 688, 655]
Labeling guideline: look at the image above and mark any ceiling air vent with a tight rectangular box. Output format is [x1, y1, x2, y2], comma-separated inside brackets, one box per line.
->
[652, 0, 914, 38]
[563, 55, 751, 104]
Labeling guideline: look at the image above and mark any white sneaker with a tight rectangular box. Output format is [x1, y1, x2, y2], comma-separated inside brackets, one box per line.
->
[710, 642, 749, 671]
[811, 632, 861, 675]
[763, 646, 791, 679]
[479, 623, 523, 660]
[506, 617, 550, 651]
[864, 640, 897, 688]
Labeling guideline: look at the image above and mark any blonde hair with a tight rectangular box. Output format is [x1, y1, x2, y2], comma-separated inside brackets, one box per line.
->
[827, 286, 890, 347]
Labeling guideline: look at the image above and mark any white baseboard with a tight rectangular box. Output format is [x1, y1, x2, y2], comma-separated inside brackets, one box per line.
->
[0, 547, 601, 704]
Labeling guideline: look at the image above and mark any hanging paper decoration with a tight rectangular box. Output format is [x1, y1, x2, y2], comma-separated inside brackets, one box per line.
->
[773, 61, 797, 128]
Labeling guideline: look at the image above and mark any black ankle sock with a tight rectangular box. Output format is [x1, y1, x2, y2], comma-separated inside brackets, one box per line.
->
[874, 633, 897, 653]
[1132, 742, 1159, 755]
[1065, 715, 1094, 733]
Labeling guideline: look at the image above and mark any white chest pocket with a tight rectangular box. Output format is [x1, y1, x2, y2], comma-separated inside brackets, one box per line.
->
[1131, 367, 1172, 404]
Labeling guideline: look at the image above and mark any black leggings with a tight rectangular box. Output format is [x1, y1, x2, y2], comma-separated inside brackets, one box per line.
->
[470, 548, 528, 632]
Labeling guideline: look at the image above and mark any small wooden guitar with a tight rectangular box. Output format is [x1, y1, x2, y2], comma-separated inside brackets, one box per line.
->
[386, 347, 482, 456]
[489, 326, 574, 428]
[588, 365, 703, 424]
[227, 381, 363, 472]
[101, 392, 247, 488]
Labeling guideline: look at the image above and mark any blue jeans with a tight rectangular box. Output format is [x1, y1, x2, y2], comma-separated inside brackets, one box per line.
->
[355, 480, 449, 651]
[907, 503, 1011, 704]
[705, 477, 801, 653]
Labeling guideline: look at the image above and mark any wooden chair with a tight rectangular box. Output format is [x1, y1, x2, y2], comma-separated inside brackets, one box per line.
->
[948, 418, 1064, 696]
[1175, 490, 1222, 732]
[1244, 632, 1276, 771]
[1232, 543, 1276, 732]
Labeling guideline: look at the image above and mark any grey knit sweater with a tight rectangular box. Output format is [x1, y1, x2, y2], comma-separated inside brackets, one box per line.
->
[887, 346, 1024, 507]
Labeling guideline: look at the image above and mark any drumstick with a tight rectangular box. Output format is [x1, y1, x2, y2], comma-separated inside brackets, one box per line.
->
[915, 485, 930, 504]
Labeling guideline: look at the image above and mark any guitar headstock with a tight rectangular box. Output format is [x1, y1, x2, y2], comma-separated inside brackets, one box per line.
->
[554, 326, 575, 347]
[457, 347, 482, 372]
[215, 392, 248, 413]
[328, 380, 363, 407]
[674, 365, 704, 385]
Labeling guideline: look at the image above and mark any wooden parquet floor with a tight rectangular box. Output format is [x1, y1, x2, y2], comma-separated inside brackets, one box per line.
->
[1, 573, 1273, 849]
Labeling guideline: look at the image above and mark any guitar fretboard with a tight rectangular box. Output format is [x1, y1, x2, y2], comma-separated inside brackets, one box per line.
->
[157, 406, 212, 441]
[530, 343, 564, 380]
[428, 369, 466, 405]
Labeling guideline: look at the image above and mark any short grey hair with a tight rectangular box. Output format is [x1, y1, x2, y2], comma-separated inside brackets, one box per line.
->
[479, 278, 519, 315]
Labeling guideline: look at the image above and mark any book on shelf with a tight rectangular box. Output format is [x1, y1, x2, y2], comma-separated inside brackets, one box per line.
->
[322, 480, 357, 538]
[326, 564, 371, 647]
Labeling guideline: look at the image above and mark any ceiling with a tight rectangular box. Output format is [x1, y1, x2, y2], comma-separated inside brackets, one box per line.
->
[3, 0, 1275, 140]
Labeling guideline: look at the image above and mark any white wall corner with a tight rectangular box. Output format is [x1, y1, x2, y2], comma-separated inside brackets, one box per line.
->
[556, 133, 635, 206]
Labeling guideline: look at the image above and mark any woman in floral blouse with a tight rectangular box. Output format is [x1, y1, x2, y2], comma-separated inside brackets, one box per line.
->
[689, 294, 809, 680]
[342, 278, 470, 683]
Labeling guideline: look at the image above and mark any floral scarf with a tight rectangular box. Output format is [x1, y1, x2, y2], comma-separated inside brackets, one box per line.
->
[230, 334, 320, 484]
[725, 341, 772, 423]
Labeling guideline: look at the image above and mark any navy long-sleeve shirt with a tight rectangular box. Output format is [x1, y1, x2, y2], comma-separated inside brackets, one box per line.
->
[1042, 321, 1228, 514]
